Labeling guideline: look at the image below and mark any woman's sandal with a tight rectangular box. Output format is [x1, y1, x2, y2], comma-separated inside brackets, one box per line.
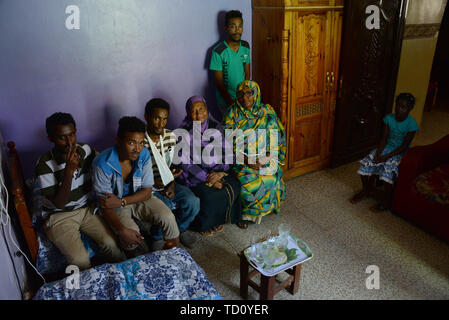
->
[237, 221, 249, 229]
[200, 229, 214, 237]
[212, 225, 224, 233]
[349, 191, 366, 204]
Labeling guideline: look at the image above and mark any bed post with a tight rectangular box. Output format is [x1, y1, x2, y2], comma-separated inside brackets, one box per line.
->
[7, 141, 38, 263]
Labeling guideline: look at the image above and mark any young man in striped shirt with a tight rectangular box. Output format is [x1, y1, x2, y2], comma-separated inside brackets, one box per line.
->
[92, 116, 180, 257]
[143, 99, 200, 250]
[35, 113, 125, 270]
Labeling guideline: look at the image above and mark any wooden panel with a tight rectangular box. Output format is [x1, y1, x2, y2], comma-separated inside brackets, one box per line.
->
[252, 10, 284, 117]
[253, 0, 286, 7]
[284, 158, 330, 179]
[293, 115, 322, 163]
[293, 13, 327, 99]
[253, 0, 337, 8]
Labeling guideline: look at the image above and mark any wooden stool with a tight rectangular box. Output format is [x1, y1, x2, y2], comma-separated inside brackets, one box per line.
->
[239, 251, 302, 300]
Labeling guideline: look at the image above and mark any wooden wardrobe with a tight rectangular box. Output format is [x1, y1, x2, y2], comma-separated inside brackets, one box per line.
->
[252, 0, 344, 178]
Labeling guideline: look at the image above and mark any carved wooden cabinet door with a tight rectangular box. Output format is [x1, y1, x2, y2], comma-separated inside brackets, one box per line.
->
[331, 0, 407, 167]
[289, 10, 342, 172]
[252, 1, 345, 178]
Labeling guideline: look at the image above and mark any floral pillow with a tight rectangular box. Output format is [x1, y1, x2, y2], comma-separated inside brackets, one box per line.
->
[413, 164, 449, 207]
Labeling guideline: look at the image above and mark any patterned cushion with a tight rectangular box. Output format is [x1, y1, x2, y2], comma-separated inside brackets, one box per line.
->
[33, 248, 222, 300]
[414, 164, 449, 207]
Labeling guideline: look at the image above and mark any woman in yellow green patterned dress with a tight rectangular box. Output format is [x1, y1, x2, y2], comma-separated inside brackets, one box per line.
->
[223, 80, 286, 225]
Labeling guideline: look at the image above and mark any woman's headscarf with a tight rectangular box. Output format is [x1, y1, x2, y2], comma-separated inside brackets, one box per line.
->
[180, 96, 221, 133]
[178, 96, 229, 186]
[234, 80, 265, 120]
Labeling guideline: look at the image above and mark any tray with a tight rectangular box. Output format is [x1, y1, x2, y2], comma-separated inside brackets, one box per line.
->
[243, 235, 313, 277]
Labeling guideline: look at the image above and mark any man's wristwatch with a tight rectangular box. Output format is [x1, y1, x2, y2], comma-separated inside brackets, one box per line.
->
[121, 198, 127, 208]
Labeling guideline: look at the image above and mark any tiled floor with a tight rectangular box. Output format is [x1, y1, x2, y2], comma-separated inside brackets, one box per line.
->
[186, 110, 449, 300]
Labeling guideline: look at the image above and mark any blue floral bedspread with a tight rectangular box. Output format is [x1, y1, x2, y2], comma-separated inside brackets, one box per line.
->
[33, 248, 222, 300]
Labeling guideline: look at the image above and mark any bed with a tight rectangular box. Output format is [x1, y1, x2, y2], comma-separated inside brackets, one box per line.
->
[33, 247, 221, 300]
[6, 141, 221, 300]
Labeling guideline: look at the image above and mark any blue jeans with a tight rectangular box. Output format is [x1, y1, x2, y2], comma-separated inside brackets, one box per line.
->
[151, 183, 200, 240]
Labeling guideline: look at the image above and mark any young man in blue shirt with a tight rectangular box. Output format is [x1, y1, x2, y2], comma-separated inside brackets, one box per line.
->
[92, 117, 180, 257]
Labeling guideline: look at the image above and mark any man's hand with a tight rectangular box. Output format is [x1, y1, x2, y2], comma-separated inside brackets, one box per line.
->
[65, 141, 79, 174]
[99, 193, 122, 209]
[164, 183, 175, 199]
[118, 228, 144, 249]
[171, 168, 183, 179]
[154, 177, 164, 189]
[50, 141, 78, 209]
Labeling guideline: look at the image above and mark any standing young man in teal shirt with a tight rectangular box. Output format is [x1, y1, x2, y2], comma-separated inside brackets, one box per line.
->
[210, 10, 251, 116]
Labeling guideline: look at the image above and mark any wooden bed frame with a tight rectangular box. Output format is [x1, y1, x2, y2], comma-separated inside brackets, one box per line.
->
[6, 141, 39, 263]
[5, 141, 57, 297]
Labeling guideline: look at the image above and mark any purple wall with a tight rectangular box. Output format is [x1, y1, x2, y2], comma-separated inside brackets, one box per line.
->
[0, 0, 252, 178]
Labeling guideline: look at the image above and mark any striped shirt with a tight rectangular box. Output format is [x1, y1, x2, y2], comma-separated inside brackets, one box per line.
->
[143, 129, 177, 188]
[35, 143, 96, 217]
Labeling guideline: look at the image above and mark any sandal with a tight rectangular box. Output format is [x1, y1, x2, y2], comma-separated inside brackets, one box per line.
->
[237, 221, 249, 229]
[349, 191, 367, 204]
[212, 225, 224, 233]
[200, 229, 214, 237]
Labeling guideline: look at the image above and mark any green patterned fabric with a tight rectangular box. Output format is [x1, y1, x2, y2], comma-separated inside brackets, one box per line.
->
[223, 80, 286, 223]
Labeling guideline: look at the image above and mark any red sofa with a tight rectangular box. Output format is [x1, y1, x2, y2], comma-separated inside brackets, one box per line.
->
[392, 134, 449, 242]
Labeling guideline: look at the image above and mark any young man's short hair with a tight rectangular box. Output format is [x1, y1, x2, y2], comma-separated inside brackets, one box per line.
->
[396, 92, 416, 109]
[225, 10, 243, 27]
[117, 116, 146, 139]
[145, 98, 170, 117]
[46, 112, 76, 137]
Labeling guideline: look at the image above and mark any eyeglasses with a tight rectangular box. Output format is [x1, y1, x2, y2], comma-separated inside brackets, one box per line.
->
[237, 89, 254, 99]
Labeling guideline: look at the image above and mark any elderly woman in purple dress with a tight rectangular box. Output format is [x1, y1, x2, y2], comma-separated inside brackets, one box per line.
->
[177, 96, 245, 236]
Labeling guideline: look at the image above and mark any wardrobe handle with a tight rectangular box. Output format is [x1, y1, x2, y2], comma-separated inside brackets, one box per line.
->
[326, 72, 330, 93]
[330, 72, 335, 92]
[338, 77, 343, 98]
